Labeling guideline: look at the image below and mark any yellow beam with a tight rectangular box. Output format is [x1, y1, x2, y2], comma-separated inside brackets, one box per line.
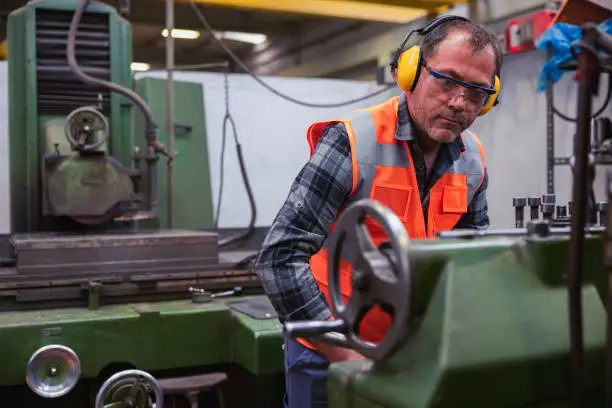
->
[181, 0, 432, 24]
[345, 0, 462, 9]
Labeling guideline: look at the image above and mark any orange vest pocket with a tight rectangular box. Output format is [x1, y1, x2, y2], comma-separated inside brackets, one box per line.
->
[442, 185, 468, 214]
[370, 182, 412, 222]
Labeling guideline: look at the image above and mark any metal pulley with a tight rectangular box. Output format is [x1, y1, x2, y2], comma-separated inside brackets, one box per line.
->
[25, 344, 81, 398]
[95, 369, 164, 408]
[64, 106, 110, 152]
[284, 199, 413, 361]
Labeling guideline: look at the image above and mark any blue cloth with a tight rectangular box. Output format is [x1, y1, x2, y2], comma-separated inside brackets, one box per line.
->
[284, 335, 329, 408]
[535, 18, 612, 92]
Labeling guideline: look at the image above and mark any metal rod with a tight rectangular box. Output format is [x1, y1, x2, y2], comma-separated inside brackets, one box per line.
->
[137, 62, 230, 74]
[606, 170, 612, 408]
[546, 44, 555, 194]
[166, 0, 175, 228]
[438, 226, 604, 240]
[172, 62, 229, 70]
[567, 28, 601, 408]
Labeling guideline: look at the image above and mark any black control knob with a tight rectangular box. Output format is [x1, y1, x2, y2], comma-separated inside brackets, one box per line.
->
[528, 197, 541, 221]
[541, 194, 556, 221]
[513, 197, 527, 228]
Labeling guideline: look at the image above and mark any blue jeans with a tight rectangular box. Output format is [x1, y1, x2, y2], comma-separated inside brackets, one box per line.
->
[284, 335, 329, 408]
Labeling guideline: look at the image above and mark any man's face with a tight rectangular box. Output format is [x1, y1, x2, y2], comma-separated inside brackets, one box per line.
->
[407, 30, 496, 143]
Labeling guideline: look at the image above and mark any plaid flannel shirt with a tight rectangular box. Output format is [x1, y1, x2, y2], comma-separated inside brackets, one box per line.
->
[254, 94, 489, 323]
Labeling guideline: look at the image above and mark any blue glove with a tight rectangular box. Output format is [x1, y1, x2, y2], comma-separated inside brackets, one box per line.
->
[534, 18, 612, 92]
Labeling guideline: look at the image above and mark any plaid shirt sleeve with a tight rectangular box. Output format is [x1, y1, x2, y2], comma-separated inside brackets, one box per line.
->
[454, 167, 490, 229]
[253, 123, 353, 323]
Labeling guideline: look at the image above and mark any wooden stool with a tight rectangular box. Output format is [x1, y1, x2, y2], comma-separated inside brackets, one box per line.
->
[158, 372, 228, 408]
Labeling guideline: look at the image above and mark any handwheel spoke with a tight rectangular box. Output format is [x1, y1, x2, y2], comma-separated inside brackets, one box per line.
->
[340, 290, 370, 328]
[353, 223, 377, 253]
[371, 276, 404, 313]
[102, 403, 123, 408]
[127, 380, 141, 397]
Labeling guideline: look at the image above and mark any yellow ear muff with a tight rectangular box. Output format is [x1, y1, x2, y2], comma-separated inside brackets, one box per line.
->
[478, 74, 501, 116]
[395, 45, 422, 93]
[395, 44, 501, 116]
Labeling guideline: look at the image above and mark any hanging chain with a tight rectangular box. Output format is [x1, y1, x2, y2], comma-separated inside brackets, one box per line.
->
[224, 65, 230, 114]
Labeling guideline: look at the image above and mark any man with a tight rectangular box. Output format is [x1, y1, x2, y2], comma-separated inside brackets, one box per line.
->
[254, 17, 502, 408]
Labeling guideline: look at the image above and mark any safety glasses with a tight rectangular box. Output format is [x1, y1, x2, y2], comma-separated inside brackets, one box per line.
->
[422, 59, 496, 107]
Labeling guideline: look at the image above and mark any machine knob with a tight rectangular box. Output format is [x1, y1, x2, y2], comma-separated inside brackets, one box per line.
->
[513, 197, 527, 228]
[528, 197, 541, 221]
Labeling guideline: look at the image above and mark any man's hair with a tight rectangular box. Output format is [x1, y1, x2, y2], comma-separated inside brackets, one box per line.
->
[420, 19, 503, 75]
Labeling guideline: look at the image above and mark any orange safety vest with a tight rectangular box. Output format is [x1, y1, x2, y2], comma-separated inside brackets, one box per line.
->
[298, 96, 486, 351]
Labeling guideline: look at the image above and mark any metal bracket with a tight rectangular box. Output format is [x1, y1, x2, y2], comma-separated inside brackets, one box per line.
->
[86, 281, 102, 310]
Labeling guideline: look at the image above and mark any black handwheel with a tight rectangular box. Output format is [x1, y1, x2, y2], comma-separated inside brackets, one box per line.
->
[327, 199, 412, 361]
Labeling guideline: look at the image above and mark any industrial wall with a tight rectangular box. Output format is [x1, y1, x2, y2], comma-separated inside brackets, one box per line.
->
[0, 51, 610, 232]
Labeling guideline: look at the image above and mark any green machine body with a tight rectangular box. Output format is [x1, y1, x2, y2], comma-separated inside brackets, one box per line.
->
[7, 0, 158, 233]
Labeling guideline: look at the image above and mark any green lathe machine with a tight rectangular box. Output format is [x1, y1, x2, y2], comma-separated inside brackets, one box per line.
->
[0, 0, 284, 407]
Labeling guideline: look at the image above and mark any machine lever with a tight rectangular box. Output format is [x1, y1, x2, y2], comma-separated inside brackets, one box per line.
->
[284, 319, 347, 337]
[284, 320, 358, 348]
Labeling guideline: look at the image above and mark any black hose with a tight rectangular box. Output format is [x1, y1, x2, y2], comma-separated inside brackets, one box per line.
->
[214, 71, 257, 248]
[553, 72, 612, 122]
[218, 143, 257, 247]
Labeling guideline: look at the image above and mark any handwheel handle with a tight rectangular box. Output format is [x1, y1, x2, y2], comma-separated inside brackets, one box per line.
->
[284, 320, 350, 347]
[284, 319, 346, 337]
[284, 319, 377, 349]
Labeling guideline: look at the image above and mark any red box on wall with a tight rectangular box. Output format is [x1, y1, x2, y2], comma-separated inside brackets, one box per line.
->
[504, 10, 556, 54]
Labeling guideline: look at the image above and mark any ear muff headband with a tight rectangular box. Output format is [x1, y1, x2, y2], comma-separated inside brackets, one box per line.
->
[390, 15, 501, 116]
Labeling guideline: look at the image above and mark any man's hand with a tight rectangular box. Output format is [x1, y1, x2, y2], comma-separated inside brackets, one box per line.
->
[309, 338, 366, 363]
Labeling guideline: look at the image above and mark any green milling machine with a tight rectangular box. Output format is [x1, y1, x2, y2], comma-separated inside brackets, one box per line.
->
[0, 0, 286, 407]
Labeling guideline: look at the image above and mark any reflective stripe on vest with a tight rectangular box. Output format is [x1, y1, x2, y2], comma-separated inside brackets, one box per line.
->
[300, 96, 485, 348]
